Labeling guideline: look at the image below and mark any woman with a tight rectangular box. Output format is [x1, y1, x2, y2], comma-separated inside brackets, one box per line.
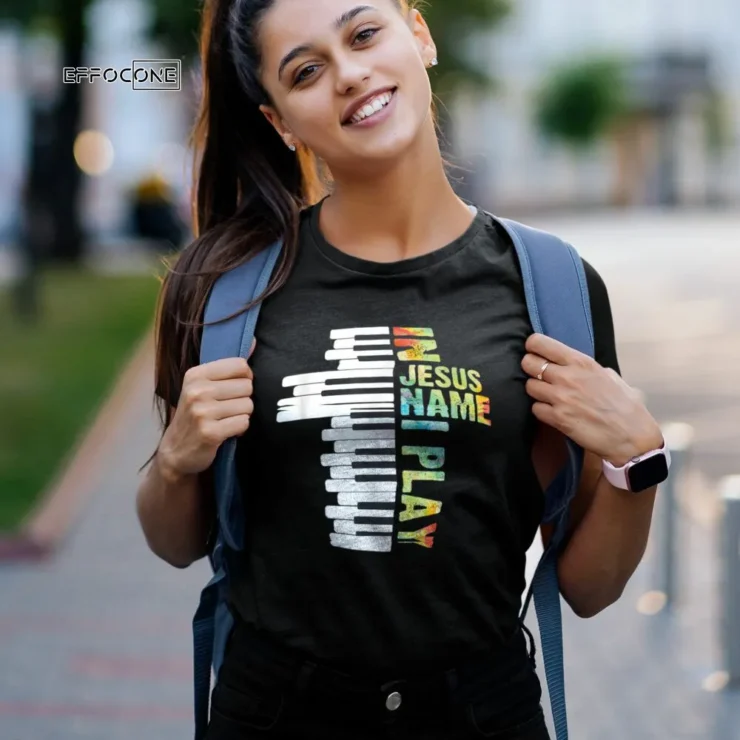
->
[136, 0, 667, 737]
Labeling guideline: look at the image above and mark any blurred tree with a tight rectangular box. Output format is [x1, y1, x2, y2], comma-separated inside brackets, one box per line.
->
[535, 55, 628, 149]
[2, 0, 85, 266]
[413, 0, 511, 160]
[418, 0, 511, 100]
[535, 55, 640, 206]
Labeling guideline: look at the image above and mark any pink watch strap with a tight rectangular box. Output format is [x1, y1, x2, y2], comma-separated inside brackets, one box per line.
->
[601, 442, 671, 491]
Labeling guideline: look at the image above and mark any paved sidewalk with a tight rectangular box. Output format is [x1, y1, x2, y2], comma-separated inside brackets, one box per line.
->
[528, 508, 739, 739]
[0, 362, 210, 740]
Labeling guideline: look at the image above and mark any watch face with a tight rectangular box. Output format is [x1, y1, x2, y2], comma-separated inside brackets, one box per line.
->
[628, 454, 669, 493]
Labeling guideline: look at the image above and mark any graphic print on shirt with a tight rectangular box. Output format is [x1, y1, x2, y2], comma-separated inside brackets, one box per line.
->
[276, 327, 491, 553]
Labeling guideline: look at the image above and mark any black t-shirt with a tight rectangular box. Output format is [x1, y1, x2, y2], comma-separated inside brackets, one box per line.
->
[228, 202, 619, 671]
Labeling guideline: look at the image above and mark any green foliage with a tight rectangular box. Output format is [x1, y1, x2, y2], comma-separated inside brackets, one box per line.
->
[416, 0, 511, 98]
[0, 268, 161, 528]
[535, 55, 629, 149]
[0, 0, 48, 26]
[148, 0, 204, 59]
[0, 0, 85, 44]
[704, 89, 731, 153]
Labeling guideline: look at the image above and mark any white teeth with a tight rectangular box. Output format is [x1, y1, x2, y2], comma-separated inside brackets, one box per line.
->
[349, 91, 393, 124]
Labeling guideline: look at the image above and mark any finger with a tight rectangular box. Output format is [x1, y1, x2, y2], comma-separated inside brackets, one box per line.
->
[198, 356, 253, 381]
[605, 367, 627, 385]
[209, 378, 253, 401]
[525, 378, 556, 403]
[521, 353, 563, 383]
[213, 396, 254, 420]
[213, 414, 252, 439]
[531, 401, 559, 429]
[525, 333, 584, 366]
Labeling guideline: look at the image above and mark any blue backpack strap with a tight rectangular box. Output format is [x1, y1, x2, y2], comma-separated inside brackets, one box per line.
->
[200, 239, 283, 549]
[493, 215, 595, 740]
[192, 239, 283, 740]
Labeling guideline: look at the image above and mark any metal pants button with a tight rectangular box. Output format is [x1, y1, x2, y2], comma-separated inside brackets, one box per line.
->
[385, 691, 402, 711]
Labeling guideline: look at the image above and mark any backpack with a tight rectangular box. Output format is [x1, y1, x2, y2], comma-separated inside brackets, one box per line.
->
[192, 212, 595, 740]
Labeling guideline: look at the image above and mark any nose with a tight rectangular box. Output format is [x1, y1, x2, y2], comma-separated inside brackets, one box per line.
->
[333, 52, 371, 96]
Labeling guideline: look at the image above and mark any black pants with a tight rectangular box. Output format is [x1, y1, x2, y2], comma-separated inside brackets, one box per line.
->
[205, 614, 550, 740]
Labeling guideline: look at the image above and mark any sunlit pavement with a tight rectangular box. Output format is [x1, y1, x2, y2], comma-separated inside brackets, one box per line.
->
[0, 209, 738, 739]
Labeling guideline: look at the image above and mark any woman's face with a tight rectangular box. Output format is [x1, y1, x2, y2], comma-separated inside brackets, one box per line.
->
[257, 0, 437, 173]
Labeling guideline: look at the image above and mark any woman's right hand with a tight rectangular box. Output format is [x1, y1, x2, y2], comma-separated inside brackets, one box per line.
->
[157, 342, 256, 479]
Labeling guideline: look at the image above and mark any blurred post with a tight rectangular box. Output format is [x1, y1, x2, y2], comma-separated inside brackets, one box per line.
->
[12, 28, 61, 322]
[12, 184, 43, 323]
[720, 476, 740, 685]
[657, 422, 695, 607]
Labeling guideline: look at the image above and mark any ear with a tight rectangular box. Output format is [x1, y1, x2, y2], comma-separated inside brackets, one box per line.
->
[259, 104, 298, 149]
[407, 8, 436, 67]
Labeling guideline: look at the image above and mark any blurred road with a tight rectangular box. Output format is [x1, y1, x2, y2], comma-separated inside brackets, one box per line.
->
[0, 209, 739, 739]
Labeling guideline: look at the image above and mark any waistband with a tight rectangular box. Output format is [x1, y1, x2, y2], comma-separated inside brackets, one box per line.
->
[220, 614, 538, 719]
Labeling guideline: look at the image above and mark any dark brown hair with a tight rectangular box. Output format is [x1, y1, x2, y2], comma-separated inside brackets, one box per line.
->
[150, 0, 326, 441]
[148, 0, 413, 461]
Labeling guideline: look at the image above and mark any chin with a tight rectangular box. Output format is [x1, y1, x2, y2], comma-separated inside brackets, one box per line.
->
[350, 120, 427, 164]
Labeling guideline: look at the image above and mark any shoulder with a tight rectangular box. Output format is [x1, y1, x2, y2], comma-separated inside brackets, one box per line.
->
[479, 210, 620, 372]
[480, 210, 612, 306]
[475, 209, 581, 268]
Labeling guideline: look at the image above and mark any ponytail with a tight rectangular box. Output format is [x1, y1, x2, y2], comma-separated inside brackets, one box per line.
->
[149, 0, 325, 447]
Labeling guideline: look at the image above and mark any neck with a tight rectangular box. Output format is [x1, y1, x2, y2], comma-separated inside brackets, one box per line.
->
[319, 119, 474, 262]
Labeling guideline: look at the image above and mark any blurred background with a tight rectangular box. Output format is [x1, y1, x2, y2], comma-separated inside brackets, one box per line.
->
[0, 0, 739, 738]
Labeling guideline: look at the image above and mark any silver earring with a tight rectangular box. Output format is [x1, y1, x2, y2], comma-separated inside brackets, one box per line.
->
[430, 57, 438, 67]
[288, 143, 296, 151]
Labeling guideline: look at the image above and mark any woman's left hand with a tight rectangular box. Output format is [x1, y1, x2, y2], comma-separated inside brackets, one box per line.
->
[522, 333, 663, 467]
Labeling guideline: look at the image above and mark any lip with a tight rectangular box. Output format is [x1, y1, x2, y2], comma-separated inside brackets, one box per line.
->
[341, 86, 397, 126]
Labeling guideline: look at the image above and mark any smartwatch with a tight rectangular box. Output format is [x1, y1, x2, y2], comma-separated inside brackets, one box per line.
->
[601, 442, 671, 493]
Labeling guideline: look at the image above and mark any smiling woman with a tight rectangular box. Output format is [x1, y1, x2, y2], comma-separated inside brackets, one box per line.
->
[137, 0, 667, 739]
[258, 0, 440, 173]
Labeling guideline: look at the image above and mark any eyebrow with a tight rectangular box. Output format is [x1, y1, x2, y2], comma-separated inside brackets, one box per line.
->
[278, 5, 377, 80]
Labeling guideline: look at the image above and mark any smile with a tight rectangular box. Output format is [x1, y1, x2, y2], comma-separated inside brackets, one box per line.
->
[344, 88, 396, 126]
